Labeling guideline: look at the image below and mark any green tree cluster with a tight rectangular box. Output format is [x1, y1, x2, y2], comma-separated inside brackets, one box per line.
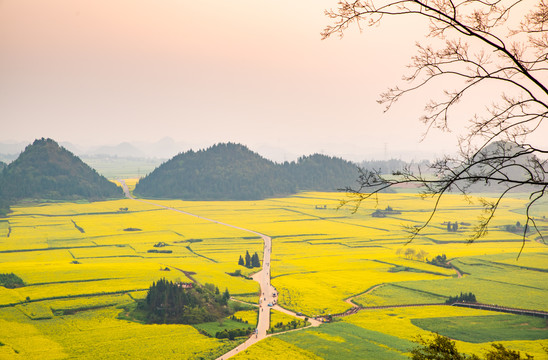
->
[447, 222, 459, 232]
[143, 278, 231, 325]
[504, 221, 531, 235]
[445, 292, 477, 305]
[0, 273, 24, 288]
[427, 254, 451, 269]
[267, 319, 306, 334]
[134, 143, 358, 200]
[215, 327, 253, 340]
[239, 250, 260, 268]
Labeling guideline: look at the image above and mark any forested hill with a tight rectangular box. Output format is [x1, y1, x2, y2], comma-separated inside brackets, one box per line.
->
[0, 138, 123, 202]
[134, 143, 295, 200]
[288, 154, 358, 192]
[134, 143, 359, 200]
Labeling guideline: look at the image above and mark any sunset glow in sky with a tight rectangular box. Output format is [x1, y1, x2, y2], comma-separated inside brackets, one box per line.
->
[1, 0, 532, 161]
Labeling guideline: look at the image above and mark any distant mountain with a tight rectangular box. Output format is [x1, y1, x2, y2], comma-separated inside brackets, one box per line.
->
[453, 140, 546, 193]
[0, 161, 6, 171]
[0, 141, 27, 155]
[91, 142, 146, 158]
[134, 143, 358, 200]
[135, 137, 188, 159]
[0, 138, 123, 202]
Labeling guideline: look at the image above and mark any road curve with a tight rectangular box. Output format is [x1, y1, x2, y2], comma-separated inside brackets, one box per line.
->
[119, 181, 276, 359]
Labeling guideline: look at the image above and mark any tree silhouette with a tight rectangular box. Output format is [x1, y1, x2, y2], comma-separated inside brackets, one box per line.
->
[245, 250, 251, 268]
[251, 252, 261, 267]
[323, 1, 547, 252]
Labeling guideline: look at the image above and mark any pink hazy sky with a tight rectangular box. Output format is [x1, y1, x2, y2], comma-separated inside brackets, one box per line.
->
[0, 0, 521, 160]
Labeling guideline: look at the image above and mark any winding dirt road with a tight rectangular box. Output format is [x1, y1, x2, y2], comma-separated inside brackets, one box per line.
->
[119, 181, 277, 359]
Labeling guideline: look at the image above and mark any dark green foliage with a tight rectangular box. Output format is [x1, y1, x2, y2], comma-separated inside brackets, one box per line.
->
[239, 250, 260, 268]
[411, 334, 535, 360]
[0, 198, 10, 217]
[411, 334, 480, 360]
[222, 288, 230, 304]
[0, 138, 123, 203]
[146, 249, 172, 253]
[142, 278, 230, 325]
[133, 143, 358, 200]
[267, 319, 308, 334]
[286, 153, 359, 192]
[504, 221, 530, 234]
[446, 221, 459, 232]
[484, 344, 534, 360]
[446, 292, 477, 304]
[0, 273, 24, 288]
[372, 205, 401, 217]
[215, 327, 253, 339]
[427, 254, 452, 268]
[251, 252, 261, 267]
[71, 220, 85, 233]
[245, 250, 251, 268]
[123, 227, 141, 231]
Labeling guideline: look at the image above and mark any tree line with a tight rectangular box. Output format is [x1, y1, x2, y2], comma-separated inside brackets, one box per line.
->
[445, 292, 477, 305]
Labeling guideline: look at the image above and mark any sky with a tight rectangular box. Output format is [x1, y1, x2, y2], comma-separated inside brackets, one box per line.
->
[1, 0, 540, 162]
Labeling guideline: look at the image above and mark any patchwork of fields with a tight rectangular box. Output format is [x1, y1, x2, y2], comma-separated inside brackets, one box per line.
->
[0, 189, 546, 358]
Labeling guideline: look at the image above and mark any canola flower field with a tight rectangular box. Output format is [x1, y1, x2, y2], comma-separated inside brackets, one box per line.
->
[0, 189, 546, 358]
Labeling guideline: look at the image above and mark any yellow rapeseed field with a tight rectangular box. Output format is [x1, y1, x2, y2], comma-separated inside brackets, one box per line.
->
[0, 189, 545, 358]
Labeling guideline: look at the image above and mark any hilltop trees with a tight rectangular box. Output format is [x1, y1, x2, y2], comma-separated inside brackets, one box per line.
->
[324, 1, 548, 248]
[0, 138, 122, 207]
[134, 143, 359, 201]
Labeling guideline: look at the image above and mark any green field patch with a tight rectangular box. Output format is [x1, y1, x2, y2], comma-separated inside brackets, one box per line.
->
[232, 295, 259, 304]
[48, 293, 132, 315]
[277, 322, 414, 359]
[232, 309, 258, 325]
[390, 275, 548, 311]
[69, 245, 137, 259]
[269, 310, 308, 334]
[15, 302, 54, 320]
[193, 318, 255, 337]
[353, 283, 447, 307]
[411, 314, 548, 343]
